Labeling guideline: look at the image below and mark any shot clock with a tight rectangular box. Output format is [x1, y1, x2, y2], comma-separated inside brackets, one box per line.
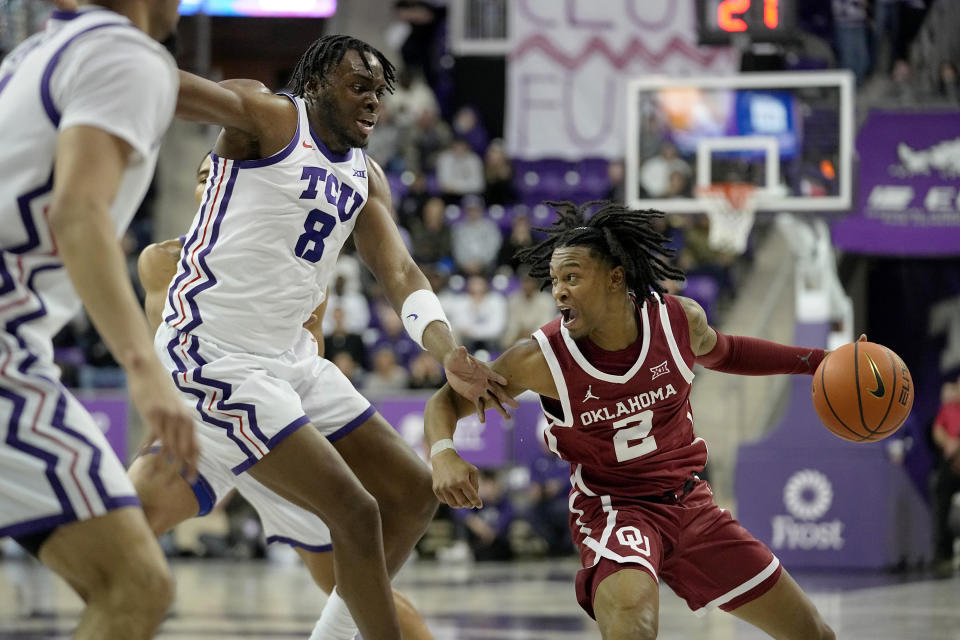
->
[697, 0, 798, 45]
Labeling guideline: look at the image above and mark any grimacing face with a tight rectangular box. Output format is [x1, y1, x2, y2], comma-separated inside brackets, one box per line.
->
[310, 49, 387, 151]
[548, 246, 621, 340]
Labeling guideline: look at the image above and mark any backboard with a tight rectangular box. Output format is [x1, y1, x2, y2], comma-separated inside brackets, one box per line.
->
[625, 71, 855, 214]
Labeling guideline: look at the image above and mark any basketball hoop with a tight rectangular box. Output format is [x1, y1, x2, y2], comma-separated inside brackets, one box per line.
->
[695, 182, 759, 255]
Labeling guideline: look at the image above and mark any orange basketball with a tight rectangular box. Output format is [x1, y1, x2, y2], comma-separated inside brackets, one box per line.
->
[811, 341, 914, 442]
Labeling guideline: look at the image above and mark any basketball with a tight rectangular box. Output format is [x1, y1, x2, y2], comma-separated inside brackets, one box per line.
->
[811, 342, 914, 442]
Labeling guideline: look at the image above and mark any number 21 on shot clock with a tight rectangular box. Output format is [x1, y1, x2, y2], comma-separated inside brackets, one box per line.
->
[697, 0, 797, 46]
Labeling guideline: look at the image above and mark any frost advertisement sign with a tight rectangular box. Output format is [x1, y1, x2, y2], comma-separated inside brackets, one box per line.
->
[832, 110, 960, 255]
[771, 469, 844, 551]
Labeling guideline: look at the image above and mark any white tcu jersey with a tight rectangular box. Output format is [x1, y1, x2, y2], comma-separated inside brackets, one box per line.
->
[162, 95, 370, 354]
[0, 7, 177, 367]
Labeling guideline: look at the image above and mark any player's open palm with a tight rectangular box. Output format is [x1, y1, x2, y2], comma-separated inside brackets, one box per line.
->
[431, 450, 482, 509]
[127, 359, 198, 481]
[443, 346, 517, 422]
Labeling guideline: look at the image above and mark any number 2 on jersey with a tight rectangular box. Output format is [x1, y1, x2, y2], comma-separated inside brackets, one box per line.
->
[612, 411, 657, 462]
[295, 208, 335, 263]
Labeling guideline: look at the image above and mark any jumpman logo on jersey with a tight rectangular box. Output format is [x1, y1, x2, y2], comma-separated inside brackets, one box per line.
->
[650, 360, 670, 381]
[583, 385, 599, 402]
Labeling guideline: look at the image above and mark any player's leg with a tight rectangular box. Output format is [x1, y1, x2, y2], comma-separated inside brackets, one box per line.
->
[593, 567, 660, 640]
[296, 548, 435, 640]
[246, 424, 400, 640]
[39, 507, 174, 640]
[330, 412, 438, 573]
[728, 570, 835, 640]
[128, 452, 204, 536]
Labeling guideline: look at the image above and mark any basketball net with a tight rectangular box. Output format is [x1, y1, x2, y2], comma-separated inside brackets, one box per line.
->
[695, 182, 759, 255]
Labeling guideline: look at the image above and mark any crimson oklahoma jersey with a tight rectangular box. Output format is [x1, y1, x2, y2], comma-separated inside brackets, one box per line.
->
[534, 293, 707, 497]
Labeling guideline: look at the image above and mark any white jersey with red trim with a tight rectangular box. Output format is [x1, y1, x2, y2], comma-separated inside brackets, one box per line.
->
[161, 95, 369, 355]
[0, 7, 176, 365]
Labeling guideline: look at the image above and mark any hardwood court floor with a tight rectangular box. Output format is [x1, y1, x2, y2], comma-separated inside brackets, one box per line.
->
[0, 554, 957, 639]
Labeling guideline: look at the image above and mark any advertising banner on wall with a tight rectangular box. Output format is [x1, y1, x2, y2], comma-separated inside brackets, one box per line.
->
[506, 0, 735, 160]
[832, 110, 960, 255]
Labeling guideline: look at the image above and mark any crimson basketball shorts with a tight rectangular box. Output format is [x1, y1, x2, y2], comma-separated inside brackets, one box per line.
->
[570, 482, 781, 619]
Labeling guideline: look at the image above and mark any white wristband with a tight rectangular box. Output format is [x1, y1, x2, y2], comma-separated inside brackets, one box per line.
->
[430, 438, 457, 459]
[401, 289, 451, 349]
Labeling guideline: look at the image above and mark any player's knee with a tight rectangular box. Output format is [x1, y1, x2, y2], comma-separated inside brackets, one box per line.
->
[813, 620, 836, 640]
[330, 488, 382, 538]
[598, 600, 658, 640]
[90, 556, 174, 621]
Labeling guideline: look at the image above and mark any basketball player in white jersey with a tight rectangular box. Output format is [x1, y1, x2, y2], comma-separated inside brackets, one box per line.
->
[425, 202, 836, 639]
[0, 1, 198, 638]
[128, 35, 515, 639]
[136, 152, 434, 640]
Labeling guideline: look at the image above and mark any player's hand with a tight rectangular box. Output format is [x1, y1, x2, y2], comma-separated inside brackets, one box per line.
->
[127, 357, 198, 482]
[431, 449, 482, 509]
[442, 346, 518, 423]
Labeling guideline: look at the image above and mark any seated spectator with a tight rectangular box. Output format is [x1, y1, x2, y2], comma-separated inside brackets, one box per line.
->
[605, 158, 625, 203]
[455, 469, 516, 562]
[931, 380, 960, 577]
[407, 351, 446, 390]
[497, 214, 536, 272]
[331, 351, 365, 388]
[324, 306, 369, 370]
[452, 105, 489, 157]
[369, 301, 420, 368]
[437, 138, 485, 203]
[409, 109, 452, 173]
[483, 139, 517, 206]
[410, 196, 454, 269]
[363, 346, 410, 395]
[524, 448, 575, 557]
[451, 196, 502, 275]
[831, 0, 871, 85]
[447, 274, 507, 353]
[501, 266, 558, 348]
[321, 274, 370, 336]
[639, 142, 691, 198]
[396, 171, 430, 229]
[936, 61, 959, 105]
[388, 66, 439, 130]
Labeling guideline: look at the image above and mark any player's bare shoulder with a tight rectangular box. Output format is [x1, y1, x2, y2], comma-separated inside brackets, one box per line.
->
[673, 294, 716, 355]
[494, 337, 559, 400]
[214, 79, 298, 160]
[364, 155, 389, 201]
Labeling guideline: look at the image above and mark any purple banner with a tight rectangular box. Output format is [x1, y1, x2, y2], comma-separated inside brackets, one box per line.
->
[832, 110, 960, 255]
[374, 396, 509, 468]
[77, 394, 128, 461]
[735, 323, 931, 569]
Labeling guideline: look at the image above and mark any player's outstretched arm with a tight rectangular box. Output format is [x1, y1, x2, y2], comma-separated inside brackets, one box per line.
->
[676, 294, 826, 375]
[354, 158, 517, 420]
[425, 339, 555, 509]
[137, 238, 182, 333]
[50, 128, 197, 479]
[175, 71, 289, 137]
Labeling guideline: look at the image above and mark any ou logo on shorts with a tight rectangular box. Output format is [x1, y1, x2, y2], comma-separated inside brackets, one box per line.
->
[782, 469, 833, 521]
[616, 526, 651, 556]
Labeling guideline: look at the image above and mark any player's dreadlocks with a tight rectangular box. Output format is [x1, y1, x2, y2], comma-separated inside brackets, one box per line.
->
[514, 201, 685, 304]
[288, 35, 397, 97]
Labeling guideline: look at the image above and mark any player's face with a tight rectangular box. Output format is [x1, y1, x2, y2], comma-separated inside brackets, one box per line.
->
[194, 155, 212, 206]
[313, 49, 386, 150]
[549, 246, 618, 340]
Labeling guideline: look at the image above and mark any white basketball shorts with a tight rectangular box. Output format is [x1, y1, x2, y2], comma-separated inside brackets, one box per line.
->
[155, 323, 374, 550]
[0, 344, 139, 541]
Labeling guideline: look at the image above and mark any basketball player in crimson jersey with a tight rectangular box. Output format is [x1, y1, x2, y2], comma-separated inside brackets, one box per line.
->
[425, 201, 836, 639]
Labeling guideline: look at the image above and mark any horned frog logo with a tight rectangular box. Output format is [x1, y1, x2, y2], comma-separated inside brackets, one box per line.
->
[892, 139, 960, 178]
